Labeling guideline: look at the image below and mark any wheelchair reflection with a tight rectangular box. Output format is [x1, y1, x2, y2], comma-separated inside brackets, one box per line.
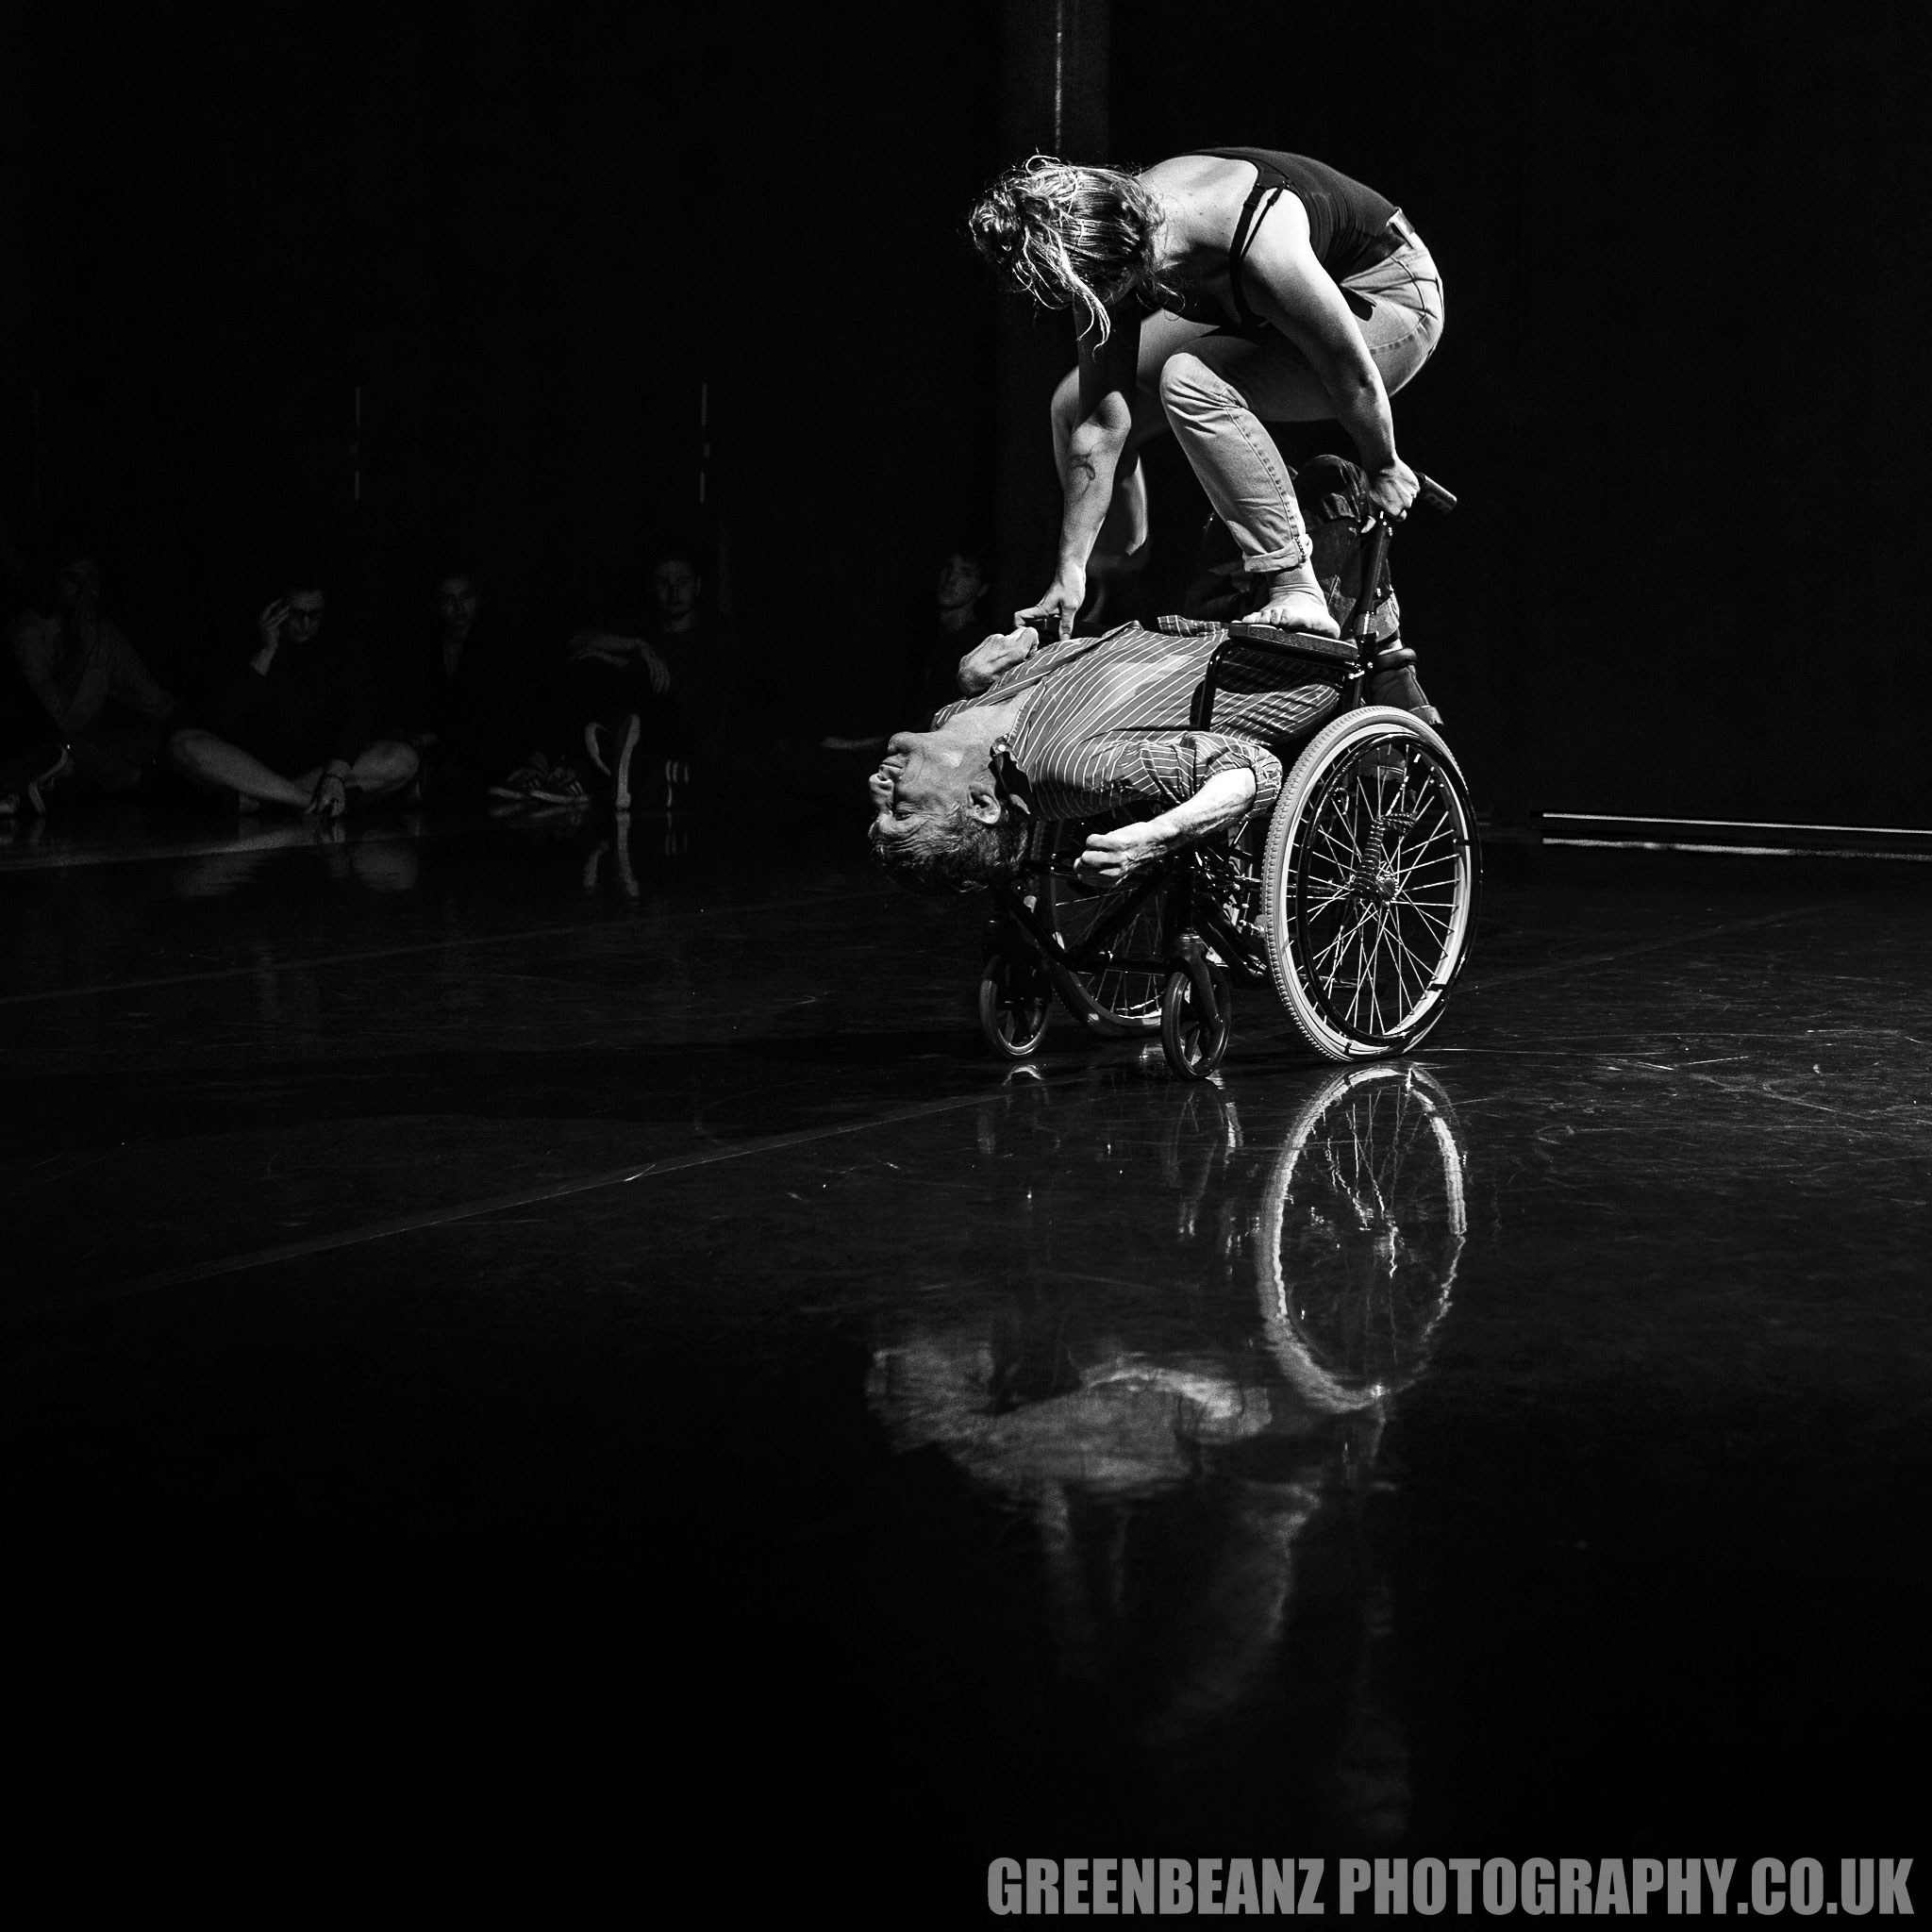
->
[868, 1059, 1469, 1843]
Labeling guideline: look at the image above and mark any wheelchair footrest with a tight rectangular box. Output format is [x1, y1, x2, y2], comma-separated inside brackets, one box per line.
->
[1227, 622, 1361, 669]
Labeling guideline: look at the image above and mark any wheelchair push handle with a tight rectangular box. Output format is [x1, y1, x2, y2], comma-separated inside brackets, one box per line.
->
[1347, 473, 1450, 641]
[1365, 473, 1456, 529]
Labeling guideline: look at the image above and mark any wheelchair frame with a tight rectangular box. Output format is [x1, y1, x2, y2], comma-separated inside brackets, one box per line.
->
[975, 480, 1479, 1079]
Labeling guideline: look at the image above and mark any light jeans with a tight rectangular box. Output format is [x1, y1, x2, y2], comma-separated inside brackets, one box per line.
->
[1124, 239, 1445, 573]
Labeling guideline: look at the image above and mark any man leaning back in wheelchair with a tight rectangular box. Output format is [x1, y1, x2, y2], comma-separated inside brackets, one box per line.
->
[868, 456, 1437, 894]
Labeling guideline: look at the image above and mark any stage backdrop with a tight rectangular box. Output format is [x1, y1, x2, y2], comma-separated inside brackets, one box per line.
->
[1111, 0, 1932, 828]
[8, 0, 1929, 825]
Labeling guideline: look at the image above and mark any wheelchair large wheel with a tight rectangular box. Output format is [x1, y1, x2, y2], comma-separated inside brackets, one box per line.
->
[1260, 706, 1478, 1062]
[1038, 824, 1169, 1036]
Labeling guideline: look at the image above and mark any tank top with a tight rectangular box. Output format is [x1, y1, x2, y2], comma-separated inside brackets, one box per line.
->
[1143, 147, 1400, 328]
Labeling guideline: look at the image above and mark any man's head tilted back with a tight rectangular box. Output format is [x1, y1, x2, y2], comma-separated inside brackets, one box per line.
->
[867, 725, 1025, 893]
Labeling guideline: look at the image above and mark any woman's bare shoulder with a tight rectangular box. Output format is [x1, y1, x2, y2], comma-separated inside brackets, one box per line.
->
[1138, 153, 1257, 253]
[1139, 152, 1254, 200]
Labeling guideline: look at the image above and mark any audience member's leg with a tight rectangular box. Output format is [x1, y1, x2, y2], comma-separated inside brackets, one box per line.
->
[168, 728, 312, 808]
[340, 741, 420, 800]
[291, 742, 419, 801]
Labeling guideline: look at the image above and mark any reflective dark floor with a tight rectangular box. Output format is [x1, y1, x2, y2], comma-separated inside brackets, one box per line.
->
[3, 802, 1927, 1888]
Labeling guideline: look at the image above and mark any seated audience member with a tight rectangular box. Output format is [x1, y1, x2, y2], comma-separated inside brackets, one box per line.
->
[491, 541, 734, 810]
[390, 565, 525, 793]
[823, 543, 994, 756]
[1, 544, 180, 812]
[168, 569, 417, 820]
[633, 542, 736, 763]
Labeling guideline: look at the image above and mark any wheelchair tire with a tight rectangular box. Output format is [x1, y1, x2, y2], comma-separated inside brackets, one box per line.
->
[1159, 960, 1232, 1081]
[976, 951, 1052, 1060]
[1259, 706, 1479, 1062]
[1038, 826, 1169, 1036]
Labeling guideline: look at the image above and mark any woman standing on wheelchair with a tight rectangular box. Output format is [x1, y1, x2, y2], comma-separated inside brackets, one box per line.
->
[970, 148, 1443, 640]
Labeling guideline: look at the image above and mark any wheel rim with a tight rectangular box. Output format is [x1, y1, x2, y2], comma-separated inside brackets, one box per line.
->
[1289, 733, 1474, 1047]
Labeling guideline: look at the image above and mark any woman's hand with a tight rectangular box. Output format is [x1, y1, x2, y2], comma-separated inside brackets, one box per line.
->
[1074, 819, 1173, 887]
[1015, 569, 1085, 643]
[957, 626, 1037, 696]
[1363, 460, 1419, 522]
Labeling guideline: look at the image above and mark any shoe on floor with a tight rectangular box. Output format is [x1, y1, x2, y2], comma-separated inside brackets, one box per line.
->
[527, 764, 590, 807]
[24, 746, 75, 814]
[585, 715, 641, 810]
[489, 761, 552, 802]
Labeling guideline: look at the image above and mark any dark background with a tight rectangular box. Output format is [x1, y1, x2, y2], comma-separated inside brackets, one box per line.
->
[2, 1, 1927, 821]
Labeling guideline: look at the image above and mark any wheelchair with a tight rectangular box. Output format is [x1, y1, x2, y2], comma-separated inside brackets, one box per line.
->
[976, 476, 1478, 1079]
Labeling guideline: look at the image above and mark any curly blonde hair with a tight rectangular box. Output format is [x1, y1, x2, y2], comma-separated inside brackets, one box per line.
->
[968, 156, 1169, 343]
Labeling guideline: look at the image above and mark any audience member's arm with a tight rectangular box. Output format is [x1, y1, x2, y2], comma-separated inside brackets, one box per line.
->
[568, 629, 670, 693]
[188, 606, 279, 744]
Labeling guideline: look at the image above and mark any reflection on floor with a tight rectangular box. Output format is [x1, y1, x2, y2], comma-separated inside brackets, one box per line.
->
[2, 802, 1927, 1874]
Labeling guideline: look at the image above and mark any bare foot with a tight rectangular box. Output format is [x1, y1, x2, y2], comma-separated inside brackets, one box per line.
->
[1244, 589, 1341, 638]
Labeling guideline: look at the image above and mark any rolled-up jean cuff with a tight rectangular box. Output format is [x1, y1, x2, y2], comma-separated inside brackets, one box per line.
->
[1241, 538, 1309, 574]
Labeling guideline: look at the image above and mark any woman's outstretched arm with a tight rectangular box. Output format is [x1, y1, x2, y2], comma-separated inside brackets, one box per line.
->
[1018, 305, 1143, 635]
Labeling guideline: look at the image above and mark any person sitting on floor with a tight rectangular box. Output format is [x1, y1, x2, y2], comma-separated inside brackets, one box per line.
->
[168, 567, 417, 821]
[491, 541, 732, 811]
[388, 563, 527, 795]
[1, 543, 181, 814]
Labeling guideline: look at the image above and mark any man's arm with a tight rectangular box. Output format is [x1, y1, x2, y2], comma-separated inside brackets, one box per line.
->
[1074, 767, 1257, 884]
[1240, 196, 1418, 519]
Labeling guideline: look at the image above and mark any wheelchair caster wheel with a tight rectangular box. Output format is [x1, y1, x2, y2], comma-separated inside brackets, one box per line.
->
[977, 952, 1051, 1060]
[1160, 960, 1231, 1080]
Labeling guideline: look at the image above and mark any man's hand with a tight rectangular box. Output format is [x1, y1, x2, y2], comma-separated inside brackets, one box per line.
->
[258, 598, 290, 648]
[1074, 819, 1174, 887]
[1015, 569, 1085, 643]
[1363, 460, 1419, 522]
[957, 626, 1038, 696]
[307, 770, 348, 823]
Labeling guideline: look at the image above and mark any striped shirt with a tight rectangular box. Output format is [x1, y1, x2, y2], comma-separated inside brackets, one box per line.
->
[933, 617, 1341, 823]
